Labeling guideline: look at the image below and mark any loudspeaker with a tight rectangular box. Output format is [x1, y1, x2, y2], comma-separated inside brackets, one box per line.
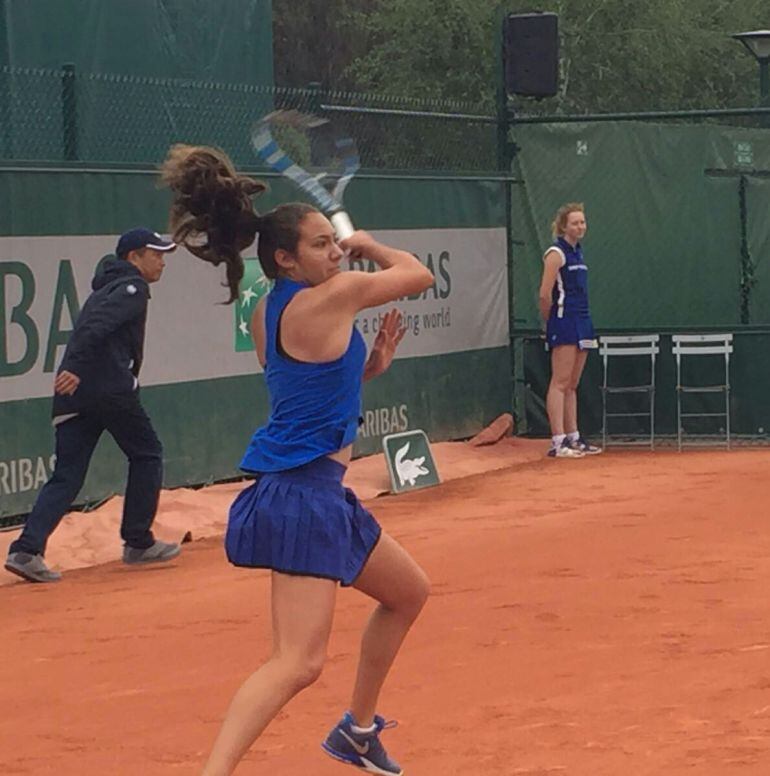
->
[503, 12, 559, 98]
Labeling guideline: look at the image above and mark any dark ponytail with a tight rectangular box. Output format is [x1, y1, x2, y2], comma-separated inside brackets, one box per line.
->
[160, 144, 267, 303]
[161, 144, 322, 299]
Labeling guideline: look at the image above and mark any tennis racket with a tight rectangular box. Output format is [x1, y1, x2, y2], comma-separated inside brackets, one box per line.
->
[251, 109, 360, 239]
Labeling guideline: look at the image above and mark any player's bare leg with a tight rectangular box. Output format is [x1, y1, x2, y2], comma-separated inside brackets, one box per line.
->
[201, 574, 336, 776]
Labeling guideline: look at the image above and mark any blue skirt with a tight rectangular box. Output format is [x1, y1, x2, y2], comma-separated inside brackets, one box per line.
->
[225, 457, 382, 587]
[546, 313, 598, 350]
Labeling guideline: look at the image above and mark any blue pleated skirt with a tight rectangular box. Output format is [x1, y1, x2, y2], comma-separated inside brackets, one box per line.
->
[546, 313, 598, 350]
[225, 457, 382, 586]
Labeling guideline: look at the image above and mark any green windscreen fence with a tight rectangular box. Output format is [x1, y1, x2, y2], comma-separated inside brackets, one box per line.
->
[0, 58, 508, 526]
[0, 0, 272, 80]
[0, 168, 510, 522]
[511, 121, 770, 330]
[0, 0, 274, 164]
[510, 120, 770, 437]
[746, 176, 770, 323]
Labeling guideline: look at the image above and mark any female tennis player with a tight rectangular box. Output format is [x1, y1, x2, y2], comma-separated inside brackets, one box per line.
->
[538, 202, 602, 458]
[161, 145, 433, 776]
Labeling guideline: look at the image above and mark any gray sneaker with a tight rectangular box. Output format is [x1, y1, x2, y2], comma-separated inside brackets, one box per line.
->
[122, 540, 181, 566]
[5, 552, 62, 583]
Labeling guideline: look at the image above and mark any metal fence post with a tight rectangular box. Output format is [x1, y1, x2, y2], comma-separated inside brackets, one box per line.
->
[496, 4, 524, 432]
[61, 62, 78, 161]
[738, 174, 754, 324]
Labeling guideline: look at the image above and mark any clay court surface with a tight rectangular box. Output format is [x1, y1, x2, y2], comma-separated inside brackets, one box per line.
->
[1, 442, 769, 775]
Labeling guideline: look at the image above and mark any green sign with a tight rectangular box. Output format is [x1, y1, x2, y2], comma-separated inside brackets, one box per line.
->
[234, 259, 271, 352]
[382, 429, 440, 494]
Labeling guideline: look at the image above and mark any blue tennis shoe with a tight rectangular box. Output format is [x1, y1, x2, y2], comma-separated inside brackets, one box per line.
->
[322, 711, 402, 775]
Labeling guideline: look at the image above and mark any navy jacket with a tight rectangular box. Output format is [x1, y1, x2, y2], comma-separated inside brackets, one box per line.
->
[53, 259, 150, 417]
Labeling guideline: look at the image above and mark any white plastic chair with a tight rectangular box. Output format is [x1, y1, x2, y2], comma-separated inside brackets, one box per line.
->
[599, 335, 660, 449]
[672, 333, 733, 451]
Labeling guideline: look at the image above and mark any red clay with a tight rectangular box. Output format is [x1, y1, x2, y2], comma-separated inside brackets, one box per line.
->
[1, 448, 769, 775]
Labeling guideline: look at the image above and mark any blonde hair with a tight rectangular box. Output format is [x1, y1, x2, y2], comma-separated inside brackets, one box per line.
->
[551, 202, 585, 239]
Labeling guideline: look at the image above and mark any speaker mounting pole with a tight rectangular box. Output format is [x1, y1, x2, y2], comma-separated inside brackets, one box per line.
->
[497, 9, 559, 435]
[495, 4, 516, 170]
[495, 3, 520, 432]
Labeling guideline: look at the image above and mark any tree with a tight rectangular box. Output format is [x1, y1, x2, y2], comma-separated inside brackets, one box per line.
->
[551, 0, 765, 112]
[274, 0, 770, 113]
[343, 0, 500, 108]
[272, 0, 374, 89]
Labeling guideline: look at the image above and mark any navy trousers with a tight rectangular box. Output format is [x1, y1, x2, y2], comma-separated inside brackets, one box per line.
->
[9, 393, 163, 556]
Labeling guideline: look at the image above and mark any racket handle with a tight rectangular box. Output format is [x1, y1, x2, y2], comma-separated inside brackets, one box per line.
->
[330, 211, 355, 240]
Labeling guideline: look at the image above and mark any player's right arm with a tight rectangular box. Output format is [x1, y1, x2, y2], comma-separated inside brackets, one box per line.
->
[281, 231, 433, 364]
[333, 231, 434, 312]
[538, 249, 563, 322]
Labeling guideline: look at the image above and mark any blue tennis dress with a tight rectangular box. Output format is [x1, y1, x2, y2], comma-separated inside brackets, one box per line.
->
[225, 278, 381, 585]
[544, 237, 598, 350]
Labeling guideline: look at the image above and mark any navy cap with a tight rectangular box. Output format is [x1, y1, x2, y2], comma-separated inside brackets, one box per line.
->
[116, 228, 177, 259]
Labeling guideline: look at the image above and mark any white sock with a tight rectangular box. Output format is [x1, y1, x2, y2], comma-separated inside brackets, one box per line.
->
[566, 431, 580, 443]
[351, 720, 377, 734]
[551, 433, 566, 448]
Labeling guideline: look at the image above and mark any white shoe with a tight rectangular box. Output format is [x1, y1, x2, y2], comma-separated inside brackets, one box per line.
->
[567, 436, 603, 455]
[547, 442, 585, 458]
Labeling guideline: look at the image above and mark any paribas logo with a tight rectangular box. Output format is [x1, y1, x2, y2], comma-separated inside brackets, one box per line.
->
[234, 259, 271, 352]
[1, 455, 57, 495]
[358, 404, 409, 439]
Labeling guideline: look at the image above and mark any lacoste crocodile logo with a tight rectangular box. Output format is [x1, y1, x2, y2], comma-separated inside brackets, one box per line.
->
[394, 442, 429, 487]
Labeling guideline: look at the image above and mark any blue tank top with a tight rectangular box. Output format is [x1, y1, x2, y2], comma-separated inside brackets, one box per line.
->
[544, 237, 590, 319]
[240, 277, 366, 473]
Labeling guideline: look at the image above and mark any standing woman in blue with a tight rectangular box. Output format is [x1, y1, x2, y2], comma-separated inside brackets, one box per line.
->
[538, 202, 602, 458]
[161, 145, 433, 776]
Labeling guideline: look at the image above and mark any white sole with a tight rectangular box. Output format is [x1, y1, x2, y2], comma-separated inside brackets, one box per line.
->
[321, 743, 403, 775]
